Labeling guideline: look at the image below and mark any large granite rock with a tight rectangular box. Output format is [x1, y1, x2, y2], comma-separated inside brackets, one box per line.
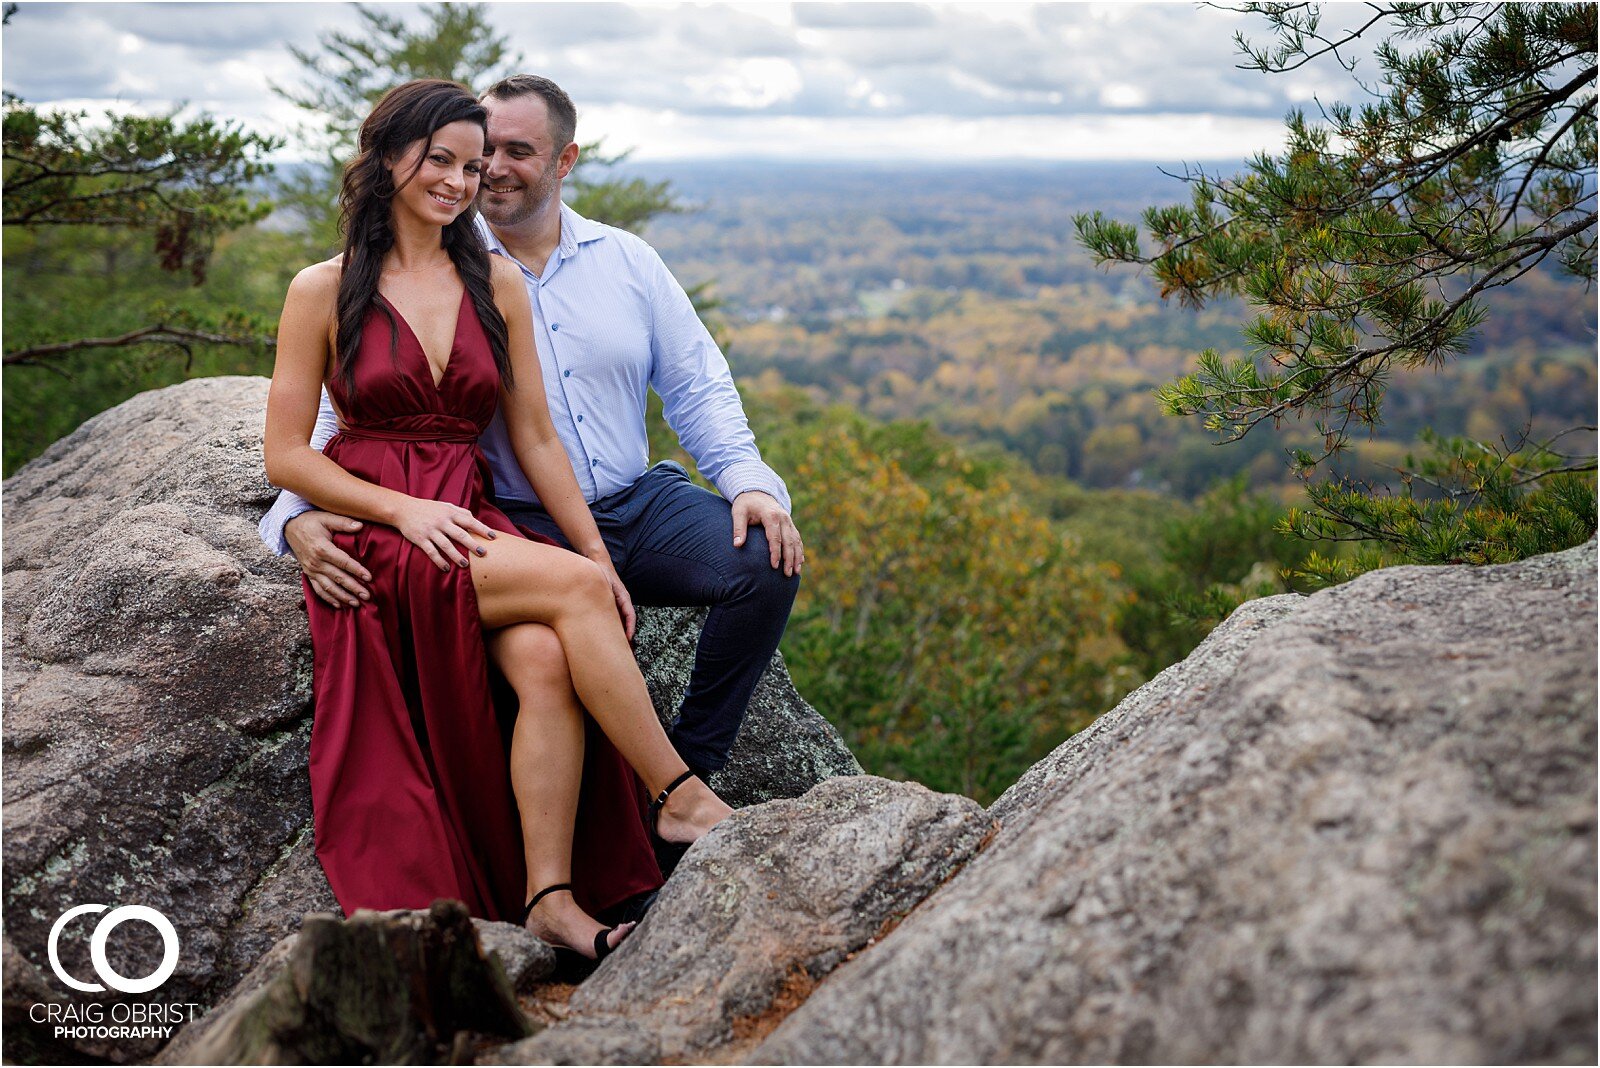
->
[756, 543, 1598, 1064]
[483, 776, 992, 1065]
[1, 377, 857, 1063]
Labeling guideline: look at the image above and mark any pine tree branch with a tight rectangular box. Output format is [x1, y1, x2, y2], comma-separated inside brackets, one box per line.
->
[1507, 462, 1598, 487]
[1500, 105, 1594, 226]
[1213, 1, 1403, 75]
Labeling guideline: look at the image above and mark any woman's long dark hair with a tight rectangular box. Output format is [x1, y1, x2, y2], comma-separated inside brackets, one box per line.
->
[335, 79, 511, 398]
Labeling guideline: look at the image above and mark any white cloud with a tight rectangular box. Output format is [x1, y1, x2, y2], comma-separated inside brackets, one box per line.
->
[685, 57, 805, 109]
[793, 3, 940, 30]
[1, 1, 1378, 161]
[584, 104, 1291, 162]
[1099, 83, 1146, 109]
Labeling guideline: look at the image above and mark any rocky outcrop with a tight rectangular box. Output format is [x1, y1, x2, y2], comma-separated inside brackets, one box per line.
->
[8, 378, 1593, 1067]
[481, 776, 992, 1065]
[163, 776, 987, 1066]
[470, 917, 559, 995]
[0, 377, 858, 1063]
[161, 900, 530, 1066]
[164, 542, 1595, 1067]
[756, 543, 1598, 1064]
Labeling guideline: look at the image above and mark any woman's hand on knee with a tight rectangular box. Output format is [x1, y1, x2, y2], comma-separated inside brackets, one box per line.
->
[392, 496, 498, 572]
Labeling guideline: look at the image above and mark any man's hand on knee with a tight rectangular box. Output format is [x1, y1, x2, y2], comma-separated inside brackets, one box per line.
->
[731, 491, 805, 578]
[285, 510, 373, 609]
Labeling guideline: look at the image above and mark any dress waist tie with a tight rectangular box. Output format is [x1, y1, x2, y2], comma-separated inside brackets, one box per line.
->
[335, 416, 480, 444]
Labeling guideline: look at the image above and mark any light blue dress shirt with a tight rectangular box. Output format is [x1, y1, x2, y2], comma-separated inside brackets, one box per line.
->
[259, 203, 789, 554]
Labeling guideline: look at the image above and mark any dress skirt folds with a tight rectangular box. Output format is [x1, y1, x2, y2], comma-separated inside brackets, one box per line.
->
[304, 288, 661, 921]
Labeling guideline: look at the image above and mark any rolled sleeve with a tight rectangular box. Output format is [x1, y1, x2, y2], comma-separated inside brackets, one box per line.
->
[646, 249, 792, 515]
[258, 388, 340, 556]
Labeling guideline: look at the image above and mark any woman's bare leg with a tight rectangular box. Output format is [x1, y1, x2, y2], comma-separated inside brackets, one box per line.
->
[470, 537, 731, 843]
[489, 623, 632, 957]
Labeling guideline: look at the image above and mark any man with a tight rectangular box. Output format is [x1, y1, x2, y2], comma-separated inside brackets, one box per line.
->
[260, 74, 803, 782]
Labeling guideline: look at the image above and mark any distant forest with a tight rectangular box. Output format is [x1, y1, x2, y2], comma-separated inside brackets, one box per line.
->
[638, 162, 1597, 498]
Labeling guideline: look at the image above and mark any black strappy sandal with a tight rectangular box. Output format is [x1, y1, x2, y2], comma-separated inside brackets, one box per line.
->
[648, 769, 698, 875]
[519, 882, 624, 965]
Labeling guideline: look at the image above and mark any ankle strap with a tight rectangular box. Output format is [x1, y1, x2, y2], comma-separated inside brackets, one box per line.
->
[527, 882, 573, 911]
[651, 769, 697, 811]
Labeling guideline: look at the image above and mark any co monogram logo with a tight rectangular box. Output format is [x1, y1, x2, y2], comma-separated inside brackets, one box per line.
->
[47, 905, 179, 994]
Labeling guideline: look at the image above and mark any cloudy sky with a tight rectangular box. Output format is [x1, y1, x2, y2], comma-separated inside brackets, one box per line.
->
[2, 1, 1369, 162]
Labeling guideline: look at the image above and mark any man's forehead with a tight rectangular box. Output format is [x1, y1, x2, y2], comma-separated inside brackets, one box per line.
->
[484, 95, 552, 143]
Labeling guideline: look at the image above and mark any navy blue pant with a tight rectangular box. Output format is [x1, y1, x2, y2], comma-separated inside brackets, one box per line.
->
[500, 462, 800, 775]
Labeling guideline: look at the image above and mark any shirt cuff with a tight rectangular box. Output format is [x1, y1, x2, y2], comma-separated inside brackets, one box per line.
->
[258, 494, 315, 557]
[713, 461, 792, 516]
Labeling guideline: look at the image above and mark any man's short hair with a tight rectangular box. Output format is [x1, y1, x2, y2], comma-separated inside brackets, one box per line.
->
[481, 75, 577, 148]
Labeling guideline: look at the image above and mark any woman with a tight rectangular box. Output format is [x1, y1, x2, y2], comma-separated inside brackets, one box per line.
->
[263, 79, 731, 961]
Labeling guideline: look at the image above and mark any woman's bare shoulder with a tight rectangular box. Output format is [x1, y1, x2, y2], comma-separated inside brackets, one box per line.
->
[488, 253, 525, 292]
[286, 257, 343, 304]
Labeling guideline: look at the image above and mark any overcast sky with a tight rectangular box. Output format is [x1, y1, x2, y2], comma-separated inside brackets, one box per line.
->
[2, 1, 1371, 162]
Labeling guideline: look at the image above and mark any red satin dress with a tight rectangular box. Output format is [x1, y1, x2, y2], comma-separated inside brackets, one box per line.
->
[305, 286, 662, 922]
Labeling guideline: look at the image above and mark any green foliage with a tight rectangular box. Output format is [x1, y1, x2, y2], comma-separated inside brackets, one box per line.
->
[3, 224, 297, 471]
[1115, 477, 1315, 678]
[1075, 2, 1595, 456]
[2, 87, 282, 470]
[771, 404, 1123, 803]
[649, 387, 1129, 803]
[1283, 427, 1598, 586]
[2, 94, 279, 283]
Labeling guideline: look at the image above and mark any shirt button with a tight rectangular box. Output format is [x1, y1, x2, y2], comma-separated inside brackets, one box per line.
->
[592, 458, 600, 467]
[563, 370, 571, 378]
[576, 414, 584, 422]
[551, 323, 561, 332]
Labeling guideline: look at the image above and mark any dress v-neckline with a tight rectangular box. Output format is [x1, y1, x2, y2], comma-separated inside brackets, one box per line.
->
[379, 288, 468, 391]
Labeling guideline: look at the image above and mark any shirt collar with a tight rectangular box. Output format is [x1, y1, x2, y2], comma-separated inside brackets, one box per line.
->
[474, 202, 605, 271]
[559, 201, 607, 252]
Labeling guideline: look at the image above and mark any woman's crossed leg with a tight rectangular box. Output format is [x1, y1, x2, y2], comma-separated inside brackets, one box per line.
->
[489, 622, 633, 957]
[471, 534, 731, 952]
